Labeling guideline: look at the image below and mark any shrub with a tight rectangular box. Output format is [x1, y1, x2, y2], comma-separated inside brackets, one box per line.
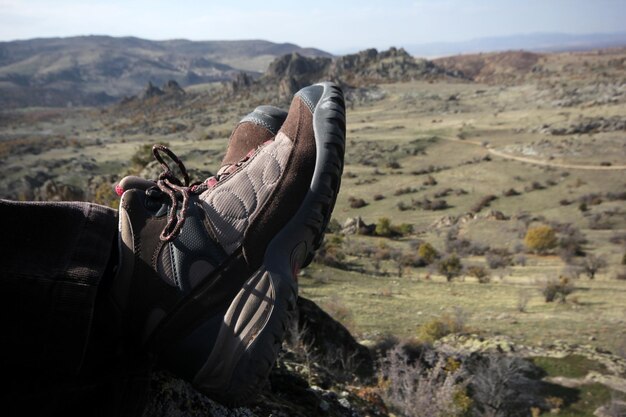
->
[438, 255, 463, 282]
[553, 223, 586, 258]
[485, 249, 512, 269]
[417, 314, 466, 343]
[394, 186, 417, 196]
[433, 188, 453, 198]
[373, 193, 385, 201]
[349, 196, 368, 208]
[467, 266, 491, 283]
[413, 197, 449, 211]
[395, 223, 414, 236]
[524, 225, 557, 254]
[375, 218, 414, 237]
[376, 217, 393, 237]
[541, 276, 575, 303]
[470, 195, 498, 213]
[582, 254, 607, 279]
[468, 355, 542, 417]
[417, 242, 438, 264]
[378, 346, 469, 417]
[387, 159, 401, 169]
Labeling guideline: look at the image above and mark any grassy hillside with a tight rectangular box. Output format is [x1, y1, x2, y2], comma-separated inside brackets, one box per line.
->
[0, 36, 332, 107]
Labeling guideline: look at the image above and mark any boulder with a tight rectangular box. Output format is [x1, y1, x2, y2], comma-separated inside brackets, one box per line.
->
[341, 216, 375, 235]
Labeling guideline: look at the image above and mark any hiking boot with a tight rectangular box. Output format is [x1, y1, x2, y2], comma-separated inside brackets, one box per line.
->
[114, 82, 345, 404]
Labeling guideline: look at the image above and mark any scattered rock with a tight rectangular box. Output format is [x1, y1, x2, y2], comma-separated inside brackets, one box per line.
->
[341, 216, 376, 236]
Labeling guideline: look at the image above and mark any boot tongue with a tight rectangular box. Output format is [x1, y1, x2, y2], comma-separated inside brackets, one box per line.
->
[220, 105, 287, 169]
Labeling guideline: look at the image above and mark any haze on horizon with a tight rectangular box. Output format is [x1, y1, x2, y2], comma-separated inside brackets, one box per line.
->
[1, 0, 625, 54]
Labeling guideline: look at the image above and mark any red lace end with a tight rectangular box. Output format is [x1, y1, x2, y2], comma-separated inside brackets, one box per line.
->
[115, 184, 124, 196]
[206, 177, 218, 187]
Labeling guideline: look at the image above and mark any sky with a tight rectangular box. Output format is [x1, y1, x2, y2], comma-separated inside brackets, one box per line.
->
[1, 0, 625, 53]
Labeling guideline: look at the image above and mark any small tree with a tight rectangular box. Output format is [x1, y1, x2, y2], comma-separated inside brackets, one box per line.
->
[467, 266, 491, 284]
[376, 217, 393, 237]
[418, 242, 438, 264]
[524, 225, 557, 254]
[438, 255, 463, 282]
[391, 249, 406, 278]
[582, 254, 607, 279]
[541, 276, 575, 303]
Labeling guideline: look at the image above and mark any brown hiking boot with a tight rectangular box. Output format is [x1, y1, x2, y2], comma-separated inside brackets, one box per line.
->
[114, 83, 345, 404]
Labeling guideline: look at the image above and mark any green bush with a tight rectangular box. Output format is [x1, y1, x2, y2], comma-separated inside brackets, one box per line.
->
[438, 255, 463, 282]
[417, 242, 438, 264]
[376, 217, 393, 237]
[375, 218, 414, 238]
[418, 314, 466, 343]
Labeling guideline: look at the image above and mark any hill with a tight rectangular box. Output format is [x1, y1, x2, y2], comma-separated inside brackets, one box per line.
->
[0, 36, 332, 108]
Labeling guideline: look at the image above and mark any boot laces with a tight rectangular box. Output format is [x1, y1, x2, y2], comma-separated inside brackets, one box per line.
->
[152, 144, 206, 242]
[151, 143, 264, 242]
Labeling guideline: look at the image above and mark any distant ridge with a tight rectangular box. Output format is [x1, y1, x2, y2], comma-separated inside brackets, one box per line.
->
[0, 36, 332, 107]
[405, 32, 626, 57]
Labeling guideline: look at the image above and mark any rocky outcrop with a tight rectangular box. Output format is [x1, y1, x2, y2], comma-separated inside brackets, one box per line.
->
[341, 216, 376, 235]
[263, 53, 332, 97]
[256, 47, 456, 99]
[436, 334, 626, 376]
[542, 116, 626, 135]
[328, 47, 451, 86]
[163, 80, 185, 96]
[143, 81, 165, 99]
[229, 72, 254, 93]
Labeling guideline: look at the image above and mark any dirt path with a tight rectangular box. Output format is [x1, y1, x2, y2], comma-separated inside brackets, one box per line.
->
[442, 136, 626, 170]
[487, 148, 626, 170]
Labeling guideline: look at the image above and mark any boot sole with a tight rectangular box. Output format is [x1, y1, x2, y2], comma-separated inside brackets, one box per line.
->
[191, 82, 345, 404]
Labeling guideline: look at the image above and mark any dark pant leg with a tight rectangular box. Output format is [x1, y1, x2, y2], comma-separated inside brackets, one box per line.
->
[0, 199, 117, 374]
